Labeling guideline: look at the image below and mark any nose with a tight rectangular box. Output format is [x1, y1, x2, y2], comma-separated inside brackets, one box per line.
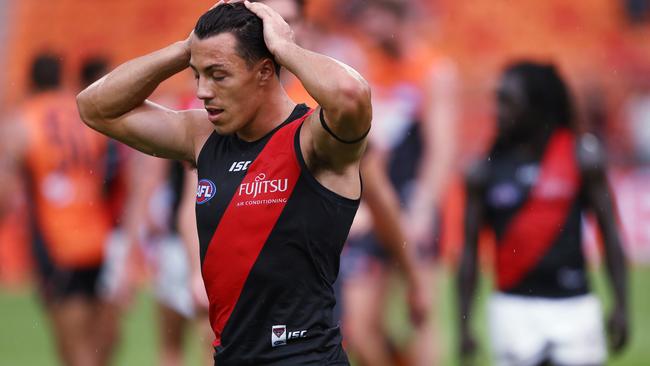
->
[196, 76, 214, 101]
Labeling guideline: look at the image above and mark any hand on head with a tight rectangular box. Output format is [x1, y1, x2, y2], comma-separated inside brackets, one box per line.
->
[244, 0, 295, 57]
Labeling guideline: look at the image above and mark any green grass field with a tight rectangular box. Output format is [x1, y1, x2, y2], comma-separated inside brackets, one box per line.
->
[0, 266, 648, 365]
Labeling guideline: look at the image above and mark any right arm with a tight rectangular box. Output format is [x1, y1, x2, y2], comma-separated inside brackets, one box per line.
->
[457, 164, 486, 365]
[76, 39, 211, 164]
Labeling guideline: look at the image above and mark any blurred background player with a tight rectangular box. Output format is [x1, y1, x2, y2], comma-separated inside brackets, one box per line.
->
[333, 0, 458, 364]
[98, 118, 213, 365]
[0, 53, 118, 366]
[458, 62, 629, 366]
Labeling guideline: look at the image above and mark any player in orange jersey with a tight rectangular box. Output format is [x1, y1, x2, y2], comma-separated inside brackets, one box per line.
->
[0, 54, 118, 366]
[339, 1, 459, 365]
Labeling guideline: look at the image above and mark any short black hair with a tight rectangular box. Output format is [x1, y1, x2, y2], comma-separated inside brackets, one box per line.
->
[31, 53, 61, 91]
[194, 3, 280, 75]
[504, 61, 574, 129]
[80, 56, 109, 88]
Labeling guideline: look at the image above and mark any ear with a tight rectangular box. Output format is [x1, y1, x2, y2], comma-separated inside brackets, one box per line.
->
[257, 58, 276, 85]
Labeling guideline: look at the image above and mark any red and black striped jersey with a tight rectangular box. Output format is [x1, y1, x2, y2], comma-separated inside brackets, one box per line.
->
[195, 104, 357, 365]
[482, 129, 589, 298]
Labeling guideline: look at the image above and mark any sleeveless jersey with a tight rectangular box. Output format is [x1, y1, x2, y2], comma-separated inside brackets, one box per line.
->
[195, 105, 358, 365]
[483, 129, 588, 298]
[23, 92, 112, 268]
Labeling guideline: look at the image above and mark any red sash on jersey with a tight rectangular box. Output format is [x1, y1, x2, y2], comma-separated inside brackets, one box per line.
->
[496, 129, 581, 291]
[201, 111, 313, 347]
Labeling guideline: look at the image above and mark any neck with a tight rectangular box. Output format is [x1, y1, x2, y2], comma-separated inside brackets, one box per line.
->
[235, 82, 296, 142]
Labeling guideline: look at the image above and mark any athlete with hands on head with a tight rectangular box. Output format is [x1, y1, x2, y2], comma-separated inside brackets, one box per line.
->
[77, 0, 371, 364]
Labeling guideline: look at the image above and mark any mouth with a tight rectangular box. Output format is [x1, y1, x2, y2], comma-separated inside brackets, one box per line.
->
[205, 107, 224, 122]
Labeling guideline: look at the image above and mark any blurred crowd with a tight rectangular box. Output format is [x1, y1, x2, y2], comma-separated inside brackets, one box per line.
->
[1, 0, 650, 365]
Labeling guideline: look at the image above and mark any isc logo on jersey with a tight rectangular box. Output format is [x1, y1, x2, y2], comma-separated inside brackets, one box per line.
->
[229, 160, 252, 172]
[196, 179, 216, 204]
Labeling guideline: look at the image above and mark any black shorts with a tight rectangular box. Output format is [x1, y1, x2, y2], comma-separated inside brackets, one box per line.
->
[32, 232, 101, 304]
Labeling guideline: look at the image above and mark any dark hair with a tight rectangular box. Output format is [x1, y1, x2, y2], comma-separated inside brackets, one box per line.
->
[503, 61, 574, 128]
[31, 53, 61, 91]
[80, 56, 109, 88]
[194, 3, 280, 75]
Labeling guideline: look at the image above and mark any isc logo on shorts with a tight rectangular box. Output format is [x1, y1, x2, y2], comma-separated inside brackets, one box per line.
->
[271, 325, 307, 347]
[196, 179, 216, 204]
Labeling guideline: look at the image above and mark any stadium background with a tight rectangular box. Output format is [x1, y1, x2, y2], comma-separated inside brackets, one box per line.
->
[1, 0, 650, 364]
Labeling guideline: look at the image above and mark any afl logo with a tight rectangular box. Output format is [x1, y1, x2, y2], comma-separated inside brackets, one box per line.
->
[196, 179, 216, 205]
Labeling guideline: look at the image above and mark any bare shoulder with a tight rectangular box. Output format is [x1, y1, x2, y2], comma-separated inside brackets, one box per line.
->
[302, 107, 368, 173]
[299, 111, 364, 200]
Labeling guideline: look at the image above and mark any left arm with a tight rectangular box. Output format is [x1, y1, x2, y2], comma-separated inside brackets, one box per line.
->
[245, 1, 371, 171]
[578, 133, 629, 353]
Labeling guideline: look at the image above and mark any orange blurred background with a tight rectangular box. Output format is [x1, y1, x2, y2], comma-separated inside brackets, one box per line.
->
[2, 0, 650, 285]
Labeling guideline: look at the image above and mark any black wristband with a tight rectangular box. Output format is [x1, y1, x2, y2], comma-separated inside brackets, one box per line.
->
[319, 108, 370, 144]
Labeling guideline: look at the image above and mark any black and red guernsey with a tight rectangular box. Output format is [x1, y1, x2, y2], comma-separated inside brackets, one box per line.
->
[195, 104, 358, 365]
[483, 129, 589, 298]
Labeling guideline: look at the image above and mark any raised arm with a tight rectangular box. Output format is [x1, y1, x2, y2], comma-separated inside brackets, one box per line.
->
[578, 133, 629, 353]
[76, 38, 211, 164]
[245, 1, 371, 171]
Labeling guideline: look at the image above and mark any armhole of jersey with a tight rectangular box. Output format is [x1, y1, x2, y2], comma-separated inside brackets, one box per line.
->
[293, 122, 361, 207]
[195, 131, 219, 168]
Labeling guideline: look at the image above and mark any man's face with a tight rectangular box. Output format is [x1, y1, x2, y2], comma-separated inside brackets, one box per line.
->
[190, 32, 265, 135]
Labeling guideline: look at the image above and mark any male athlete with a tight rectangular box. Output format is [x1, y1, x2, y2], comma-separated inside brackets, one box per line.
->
[458, 62, 628, 366]
[77, 1, 371, 365]
[0, 54, 118, 366]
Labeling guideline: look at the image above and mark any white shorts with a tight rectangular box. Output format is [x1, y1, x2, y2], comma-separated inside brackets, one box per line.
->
[488, 293, 607, 366]
[98, 230, 194, 318]
[97, 230, 131, 301]
[153, 235, 194, 318]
